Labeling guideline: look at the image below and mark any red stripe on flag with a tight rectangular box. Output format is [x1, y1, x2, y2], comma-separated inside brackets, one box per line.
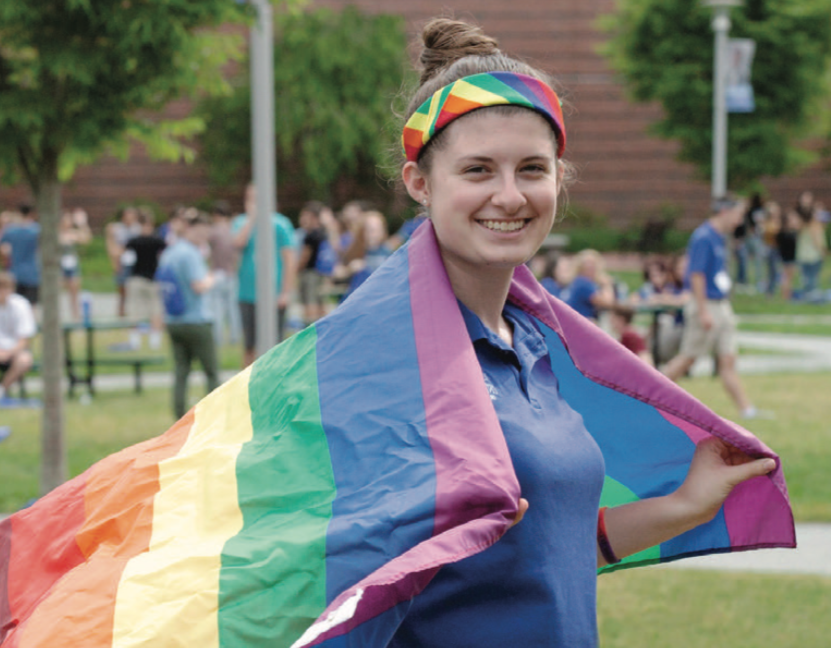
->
[4, 411, 195, 648]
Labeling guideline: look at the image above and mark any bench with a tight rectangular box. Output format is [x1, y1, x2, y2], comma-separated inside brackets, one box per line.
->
[16, 357, 166, 398]
[66, 356, 166, 397]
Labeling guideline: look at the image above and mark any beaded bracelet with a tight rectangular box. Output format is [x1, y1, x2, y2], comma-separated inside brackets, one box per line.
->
[597, 506, 621, 565]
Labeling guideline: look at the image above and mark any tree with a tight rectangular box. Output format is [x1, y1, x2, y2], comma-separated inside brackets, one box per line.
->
[600, 0, 831, 190]
[196, 6, 409, 202]
[0, 0, 257, 494]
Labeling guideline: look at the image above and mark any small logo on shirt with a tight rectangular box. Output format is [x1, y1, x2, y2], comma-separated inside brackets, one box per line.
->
[483, 375, 499, 401]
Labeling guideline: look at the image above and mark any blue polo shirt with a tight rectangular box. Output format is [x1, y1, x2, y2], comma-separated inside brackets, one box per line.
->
[685, 221, 731, 300]
[391, 302, 605, 648]
[566, 275, 599, 320]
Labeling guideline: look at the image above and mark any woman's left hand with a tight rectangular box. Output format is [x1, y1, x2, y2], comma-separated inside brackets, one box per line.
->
[673, 437, 776, 527]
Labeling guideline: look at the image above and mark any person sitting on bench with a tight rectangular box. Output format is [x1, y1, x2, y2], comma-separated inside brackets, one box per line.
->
[0, 271, 36, 404]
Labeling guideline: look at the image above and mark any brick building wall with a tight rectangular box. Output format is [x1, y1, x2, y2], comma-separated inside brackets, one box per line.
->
[0, 0, 827, 230]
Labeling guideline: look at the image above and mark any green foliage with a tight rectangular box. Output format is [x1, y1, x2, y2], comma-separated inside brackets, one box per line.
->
[600, 0, 831, 189]
[196, 6, 409, 197]
[0, 0, 254, 188]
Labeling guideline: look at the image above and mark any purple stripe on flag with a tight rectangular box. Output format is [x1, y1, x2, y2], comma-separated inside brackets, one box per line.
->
[408, 224, 520, 537]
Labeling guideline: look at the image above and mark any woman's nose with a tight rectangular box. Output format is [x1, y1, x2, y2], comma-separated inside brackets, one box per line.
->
[491, 175, 527, 214]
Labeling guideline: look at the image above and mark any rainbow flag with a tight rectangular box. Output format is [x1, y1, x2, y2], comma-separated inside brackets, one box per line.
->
[0, 223, 794, 647]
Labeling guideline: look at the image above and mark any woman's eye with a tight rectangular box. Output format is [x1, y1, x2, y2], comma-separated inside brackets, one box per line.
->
[522, 164, 548, 174]
[464, 165, 488, 174]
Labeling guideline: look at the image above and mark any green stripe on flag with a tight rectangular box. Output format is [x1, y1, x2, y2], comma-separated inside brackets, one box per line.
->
[218, 327, 336, 646]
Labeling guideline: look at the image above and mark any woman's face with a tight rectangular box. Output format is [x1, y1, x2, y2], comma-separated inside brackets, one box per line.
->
[405, 110, 560, 277]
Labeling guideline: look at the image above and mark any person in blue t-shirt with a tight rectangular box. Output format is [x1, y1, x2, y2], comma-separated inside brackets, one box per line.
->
[0, 204, 41, 305]
[157, 211, 218, 419]
[232, 183, 297, 368]
[391, 19, 777, 647]
[663, 197, 759, 419]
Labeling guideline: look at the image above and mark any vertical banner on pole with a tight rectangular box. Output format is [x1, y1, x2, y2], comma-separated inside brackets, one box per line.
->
[726, 38, 756, 113]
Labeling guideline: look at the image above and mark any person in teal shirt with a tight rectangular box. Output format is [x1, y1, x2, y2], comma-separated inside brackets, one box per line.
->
[232, 183, 297, 367]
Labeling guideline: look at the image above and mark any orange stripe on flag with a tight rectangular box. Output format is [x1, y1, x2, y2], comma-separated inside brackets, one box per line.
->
[14, 411, 195, 648]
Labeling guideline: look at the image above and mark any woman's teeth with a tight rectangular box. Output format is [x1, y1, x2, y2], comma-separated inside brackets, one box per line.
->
[479, 219, 527, 232]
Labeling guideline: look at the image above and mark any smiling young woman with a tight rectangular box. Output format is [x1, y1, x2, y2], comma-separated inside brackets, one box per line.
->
[389, 17, 781, 648]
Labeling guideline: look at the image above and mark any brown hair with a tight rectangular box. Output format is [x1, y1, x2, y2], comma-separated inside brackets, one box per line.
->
[403, 18, 573, 187]
[343, 210, 389, 265]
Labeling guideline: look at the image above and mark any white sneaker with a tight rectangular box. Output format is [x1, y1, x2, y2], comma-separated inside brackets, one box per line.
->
[741, 406, 775, 420]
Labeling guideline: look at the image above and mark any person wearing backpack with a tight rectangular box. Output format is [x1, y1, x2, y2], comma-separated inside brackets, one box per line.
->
[156, 211, 218, 418]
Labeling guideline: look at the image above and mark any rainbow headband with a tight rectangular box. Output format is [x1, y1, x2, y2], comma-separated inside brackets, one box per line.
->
[402, 71, 566, 162]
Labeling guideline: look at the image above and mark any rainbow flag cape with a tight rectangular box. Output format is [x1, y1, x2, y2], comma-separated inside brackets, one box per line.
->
[0, 223, 794, 647]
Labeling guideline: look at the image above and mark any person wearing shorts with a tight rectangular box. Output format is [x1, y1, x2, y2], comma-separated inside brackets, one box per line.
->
[663, 196, 760, 419]
[0, 272, 36, 403]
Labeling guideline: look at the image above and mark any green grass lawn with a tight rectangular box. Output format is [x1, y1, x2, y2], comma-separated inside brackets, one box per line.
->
[679, 372, 831, 521]
[2, 375, 828, 647]
[598, 568, 831, 647]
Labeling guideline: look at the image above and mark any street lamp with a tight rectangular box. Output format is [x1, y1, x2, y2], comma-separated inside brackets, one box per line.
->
[704, 0, 743, 199]
[248, 0, 278, 355]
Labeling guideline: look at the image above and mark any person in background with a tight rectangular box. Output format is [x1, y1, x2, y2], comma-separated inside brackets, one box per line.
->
[775, 208, 800, 301]
[629, 255, 687, 364]
[795, 204, 827, 300]
[335, 210, 393, 299]
[0, 272, 36, 405]
[207, 200, 241, 347]
[297, 201, 329, 324]
[0, 203, 41, 307]
[761, 201, 782, 296]
[314, 205, 346, 278]
[608, 303, 652, 366]
[124, 207, 167, 350]
[663, 196, 760, 419]
[156, 211, 218, 419]
[565, 248, 615, 322]
[106, 206, 142, 317]
[539, 252, 574, 300]
[733, 192, 765, 292]
[58, 207, 92, 321]
[233, 183, 297, 367]
[157, 205, 187, 247]
[0, 209, 18, 241]
[339, 200, 369, 250]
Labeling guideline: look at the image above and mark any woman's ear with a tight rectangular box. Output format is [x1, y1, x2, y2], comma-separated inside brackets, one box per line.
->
[402, 161, 430, 206]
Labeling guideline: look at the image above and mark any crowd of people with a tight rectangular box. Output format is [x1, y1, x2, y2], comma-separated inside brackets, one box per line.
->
[0, 181, 826, 416]
[533, 190, 828, 420]
[733, 189, 829, 301]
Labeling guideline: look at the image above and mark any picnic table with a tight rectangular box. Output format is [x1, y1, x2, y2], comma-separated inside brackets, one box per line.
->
[62, 320, 165, 398]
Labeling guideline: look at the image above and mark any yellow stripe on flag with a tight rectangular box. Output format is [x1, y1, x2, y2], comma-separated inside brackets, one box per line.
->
[111, 368, 254, 647]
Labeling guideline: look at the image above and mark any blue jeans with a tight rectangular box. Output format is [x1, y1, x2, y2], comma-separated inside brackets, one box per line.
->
[800, 260, 823, 295]
[764, 247, 781, 295]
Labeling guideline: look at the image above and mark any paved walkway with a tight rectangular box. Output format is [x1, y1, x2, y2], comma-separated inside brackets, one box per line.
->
[663, 523, 830, 577]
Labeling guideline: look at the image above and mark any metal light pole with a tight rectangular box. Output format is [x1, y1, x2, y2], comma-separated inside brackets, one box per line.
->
[704, 0, 743, 199]
[250, 0, 277, 355]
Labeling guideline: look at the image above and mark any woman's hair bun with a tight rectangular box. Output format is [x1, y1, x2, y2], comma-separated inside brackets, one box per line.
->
[419, 18, 500, 84]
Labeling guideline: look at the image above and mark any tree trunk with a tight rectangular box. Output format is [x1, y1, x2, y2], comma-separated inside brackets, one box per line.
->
[34, 162, 66, 494]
